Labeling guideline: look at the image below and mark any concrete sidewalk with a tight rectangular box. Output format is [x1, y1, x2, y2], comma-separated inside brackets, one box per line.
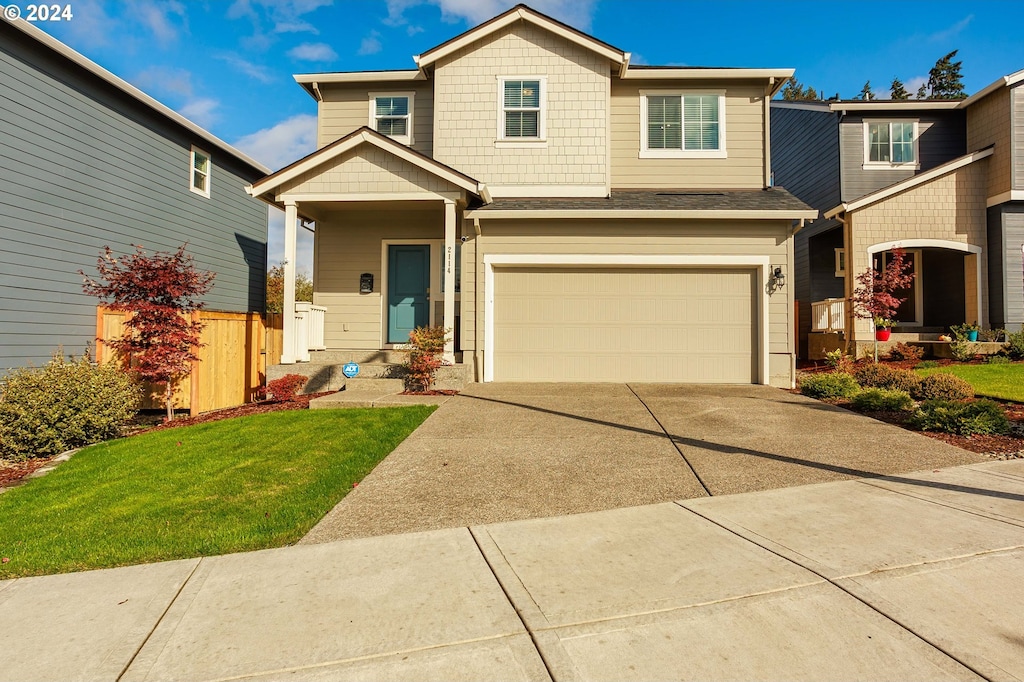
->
[2, 459, 1023, 681]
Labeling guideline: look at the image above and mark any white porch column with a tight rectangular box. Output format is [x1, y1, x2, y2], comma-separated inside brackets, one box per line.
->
[281, 200, 298, 364]
[443, 199, 456, 364]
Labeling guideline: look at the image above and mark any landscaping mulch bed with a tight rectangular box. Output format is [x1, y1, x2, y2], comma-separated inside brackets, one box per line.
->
[0, 458, 57, 489]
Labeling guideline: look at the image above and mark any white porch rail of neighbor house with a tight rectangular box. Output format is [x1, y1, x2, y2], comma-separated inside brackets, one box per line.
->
[294, 302, 327, 361]
[811, 298, 846, 332]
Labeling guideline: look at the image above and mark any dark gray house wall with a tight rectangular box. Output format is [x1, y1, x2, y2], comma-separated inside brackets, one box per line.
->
[770, 103, 840, 213]
[0, 22, 268, 371]
[988, 203, 1024, 332]
[837, 109, 967, 202]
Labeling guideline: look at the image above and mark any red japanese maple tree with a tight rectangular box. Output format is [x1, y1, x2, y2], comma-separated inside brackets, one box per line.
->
[82, 245, 214, 421]
[850, 247, 915, 362]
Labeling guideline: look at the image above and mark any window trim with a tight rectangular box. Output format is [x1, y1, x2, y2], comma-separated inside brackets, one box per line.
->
[834, 248, 846, 277]
[189, 145, 211, 198]
[639, 90, 727, 159]
[368, 91, 415, 145]
[862, 119, 920, 170]
[496, 76, 547, 145]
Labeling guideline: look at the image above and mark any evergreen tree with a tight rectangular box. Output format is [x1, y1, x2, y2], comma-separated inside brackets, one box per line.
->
[927, 50, 967, 99]
[781, 77, 805, 101]
[857, 80, 875, 101]
[890, 77, 910, 100]
[916, 83, 929, 99]
[805, 86, 819, 100]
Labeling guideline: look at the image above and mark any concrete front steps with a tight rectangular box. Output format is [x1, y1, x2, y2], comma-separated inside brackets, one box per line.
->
[267, 351, 471, 394]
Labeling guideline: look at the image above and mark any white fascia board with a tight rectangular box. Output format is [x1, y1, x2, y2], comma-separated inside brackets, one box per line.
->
[960, 68, 1024, 107]
[770, 101, 834, 112]
[464, 209, 818, 220]
[416, 8, 625, 68]
[828, 100, 961, 112]
[986, 190, 1024, 207]
[823, 203, 849, 220]
[6, 17, 270, 175]
[842, 147, 994, 213]
[248, 130, 481, 199]
[293, 70, 425, 84]
[621, 68, 794, 81]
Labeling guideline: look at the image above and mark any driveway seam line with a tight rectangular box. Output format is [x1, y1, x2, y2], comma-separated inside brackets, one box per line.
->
[679, 503, 995, 681]
[855, 478, 1024, 529]
[626, 384, 712, 497]
[467, 527, 558, 682]
[115, 557, 204, 682]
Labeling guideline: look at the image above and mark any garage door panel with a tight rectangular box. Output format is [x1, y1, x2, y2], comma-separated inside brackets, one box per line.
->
[493, 267, 757, 383]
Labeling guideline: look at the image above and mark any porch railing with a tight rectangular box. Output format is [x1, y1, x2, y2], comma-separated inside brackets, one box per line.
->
[294, 303, 327, 362]
[811, 298, 846, 332]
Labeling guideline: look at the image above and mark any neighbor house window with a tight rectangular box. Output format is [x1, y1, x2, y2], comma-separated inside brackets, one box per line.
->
[498, 78, 545, 141]
[835, 248, 846, 277]
[369, 92, 414, 145]
[190, 146, 210, 197]
[864, 120, 918, 168]
[640, 92, 726, 158]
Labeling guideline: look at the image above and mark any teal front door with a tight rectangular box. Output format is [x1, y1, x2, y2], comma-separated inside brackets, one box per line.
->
[388, 244, 430, 343]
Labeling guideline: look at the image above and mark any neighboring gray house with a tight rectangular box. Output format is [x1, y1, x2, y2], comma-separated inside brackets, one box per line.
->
[772, 74, 1024, 358]
[0, 17, 270, 371]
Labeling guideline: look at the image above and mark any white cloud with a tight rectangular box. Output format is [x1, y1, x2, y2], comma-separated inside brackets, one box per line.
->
[226, 0, 333, 38]
[233, 113, 317, 172]
[905, 75, 929, 98]
[178, 98, 220, 128]
[58, 0, 114, 48]
[216, 54, 275, 83]
[133, 66, 195, 98]
[929, 14, 974, 42]
[287, 42, 339, 61]
[383, 0, 596, 30]
[129, 0, 188, 45]
[357, 31, 383, 56]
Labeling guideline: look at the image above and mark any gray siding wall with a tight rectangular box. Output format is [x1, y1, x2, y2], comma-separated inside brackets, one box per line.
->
[839, 110, 966, 201]
[0, 24, 267, 371]
[1013, 86, 1023, 191]
[990, 203, 1024, 331]
[769, 104, 840, 213]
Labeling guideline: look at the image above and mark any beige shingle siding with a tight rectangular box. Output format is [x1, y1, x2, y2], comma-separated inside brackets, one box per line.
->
[431, 22, 609, 190]
[966, 88, 1012, 197]
[318, 82, 434, 156]
[279, 146, 458, 196]
[1014, 85, 1024, 190]
[846, 159, 989, 339]
[610, 81, 765, 189]
[460, 219, 794, 386]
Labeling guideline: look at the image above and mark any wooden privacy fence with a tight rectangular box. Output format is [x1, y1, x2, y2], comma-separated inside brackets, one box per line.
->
[95, 307, 266, 416]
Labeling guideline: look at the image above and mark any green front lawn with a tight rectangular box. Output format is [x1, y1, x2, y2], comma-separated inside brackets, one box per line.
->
[0, 407, 434, 578]
[916, 363, 1024, 402]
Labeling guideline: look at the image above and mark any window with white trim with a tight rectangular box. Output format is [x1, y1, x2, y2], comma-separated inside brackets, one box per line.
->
[190, 146, 210, 197]
[640, 92, 726, 158]
[863, 120, 919, 169]
[499, 78, 545, 141]
[369, 92, 414, 145]
[835, 248, 846, 277]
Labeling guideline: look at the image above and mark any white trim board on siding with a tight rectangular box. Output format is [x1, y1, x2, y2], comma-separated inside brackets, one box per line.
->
[482, 254, 772, 385]
[466, 209, 818, 220]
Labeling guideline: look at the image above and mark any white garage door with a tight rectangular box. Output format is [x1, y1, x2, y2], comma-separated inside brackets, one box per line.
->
[493, 267, 757, 383]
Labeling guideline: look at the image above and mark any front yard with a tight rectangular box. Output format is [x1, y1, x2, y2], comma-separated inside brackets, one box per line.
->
[0, 407, 434, 578]
[916, 363, 1024, 402]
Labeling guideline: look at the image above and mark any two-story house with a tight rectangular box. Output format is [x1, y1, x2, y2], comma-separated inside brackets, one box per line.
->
[773, 69, 1024, 359]
[249, 4, 815, 387]
[1, 16, 270, 373]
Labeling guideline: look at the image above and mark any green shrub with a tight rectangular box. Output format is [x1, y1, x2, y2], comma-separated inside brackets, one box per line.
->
[1006, 329, 1024, 360]
[854, 364, 921, 393]
[0, 353, 141, 460]
[912, 373, 975, 401]
[887, 342, 924, 362]
[978, 328, 1005, 343]
[917, 360, 940, 369]
[911, 399, 1010, 436]
[986, 355, 1012, 365]
[800, 372, 859, 399]
[851, 388, 915, 412]
[824, 349, 854, 373]
[949, 340, 976, 362]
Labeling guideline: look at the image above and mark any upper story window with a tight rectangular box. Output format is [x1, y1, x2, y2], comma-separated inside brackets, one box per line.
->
[497, 77, 546, 144]
[369, 92, 414, 145]
[190, 146, 210, 198]
[640, 91, 727, 159]
[863, 120, 919, 169]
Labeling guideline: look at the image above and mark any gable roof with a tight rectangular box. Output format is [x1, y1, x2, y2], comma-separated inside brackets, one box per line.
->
[2, 16, 269, 176]
[960, 67, 1024, 107]
[246, 126, 490, 202]
[824, 146, 994, 218]
[414, 4, 627, 69]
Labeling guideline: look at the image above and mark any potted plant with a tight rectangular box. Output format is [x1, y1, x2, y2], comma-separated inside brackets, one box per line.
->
[851, 247, 915, 363]
[950, 322, 980, 342]
[874, 316, 894, 341]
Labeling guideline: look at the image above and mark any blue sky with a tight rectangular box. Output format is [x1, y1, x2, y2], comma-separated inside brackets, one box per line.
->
[32, 0, 1024, 273]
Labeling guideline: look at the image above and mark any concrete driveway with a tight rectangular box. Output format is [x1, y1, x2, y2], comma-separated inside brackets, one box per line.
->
[302, 383, 984, 543]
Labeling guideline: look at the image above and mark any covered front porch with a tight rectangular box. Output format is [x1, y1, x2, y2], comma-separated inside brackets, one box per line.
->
[247, 127, 489, 377]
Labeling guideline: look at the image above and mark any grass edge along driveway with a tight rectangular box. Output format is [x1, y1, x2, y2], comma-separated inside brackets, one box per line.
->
[916, 362, 1024, 402]
[0, 406, 435, 578]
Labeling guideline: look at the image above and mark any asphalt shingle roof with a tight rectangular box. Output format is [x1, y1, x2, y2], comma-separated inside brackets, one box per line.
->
[473, 188, 813, 212]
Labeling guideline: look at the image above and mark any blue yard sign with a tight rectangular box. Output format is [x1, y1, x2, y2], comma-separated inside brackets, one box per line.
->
[342, 362, 360, 378]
